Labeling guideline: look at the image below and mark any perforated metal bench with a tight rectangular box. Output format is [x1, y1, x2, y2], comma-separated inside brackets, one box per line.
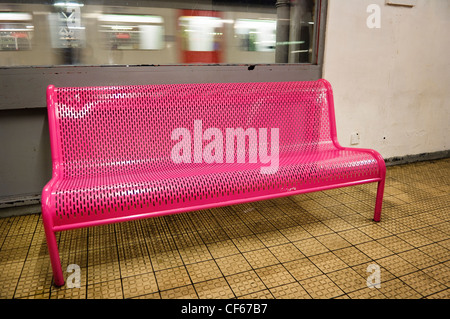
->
[42, 79, 386, 286]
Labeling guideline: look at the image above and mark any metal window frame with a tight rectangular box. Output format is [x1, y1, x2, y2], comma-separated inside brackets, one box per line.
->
[0, 0, 327, 110]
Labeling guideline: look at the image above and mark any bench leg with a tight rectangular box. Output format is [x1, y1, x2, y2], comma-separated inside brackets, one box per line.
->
[43, 226, 65, 287]
[373, 179, 385, 222]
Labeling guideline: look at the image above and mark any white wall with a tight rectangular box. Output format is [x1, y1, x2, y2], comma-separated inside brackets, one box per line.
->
[322, 0, 450, 159]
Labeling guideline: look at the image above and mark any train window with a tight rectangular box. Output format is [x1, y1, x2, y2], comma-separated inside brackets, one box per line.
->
[0, 12, 33, 51]
[98, 14, 164, 51]
[177, 12, 225, 63]
[178, 16, 223, 52]
[234, 19, 276, 52]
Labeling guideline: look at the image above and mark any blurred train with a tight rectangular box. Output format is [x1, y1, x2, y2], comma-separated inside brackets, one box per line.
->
[0, 1, 315, 66]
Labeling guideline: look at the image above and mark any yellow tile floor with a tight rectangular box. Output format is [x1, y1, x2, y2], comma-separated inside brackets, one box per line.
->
[0, 158, 449, 299]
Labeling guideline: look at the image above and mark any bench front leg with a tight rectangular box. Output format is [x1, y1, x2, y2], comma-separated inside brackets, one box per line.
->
[373, 179, 385, 222]
[44, 228, 65, 287]
[43, 217, 65, 287]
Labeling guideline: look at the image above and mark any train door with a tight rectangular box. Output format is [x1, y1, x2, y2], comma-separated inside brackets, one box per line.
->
[177, 9, 224, 64]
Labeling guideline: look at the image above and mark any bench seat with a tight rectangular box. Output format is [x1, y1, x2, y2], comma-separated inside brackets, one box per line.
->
[50, 148, 380, 229]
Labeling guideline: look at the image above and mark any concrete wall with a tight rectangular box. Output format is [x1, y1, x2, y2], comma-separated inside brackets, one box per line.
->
[0, 64, 321, 206]
[322, 0, 450, 159]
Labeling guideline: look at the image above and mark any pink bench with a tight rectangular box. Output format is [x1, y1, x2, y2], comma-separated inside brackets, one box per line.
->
[42, 79, 386, 286]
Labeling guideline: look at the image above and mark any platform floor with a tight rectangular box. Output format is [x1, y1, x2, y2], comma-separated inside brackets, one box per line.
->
[0, 158, 449, 299]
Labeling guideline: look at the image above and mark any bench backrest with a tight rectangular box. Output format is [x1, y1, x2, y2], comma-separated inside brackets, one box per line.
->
[46, 80, 337, 178]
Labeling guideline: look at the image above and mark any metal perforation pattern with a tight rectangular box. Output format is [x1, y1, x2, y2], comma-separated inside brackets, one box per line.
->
[48, 81, 379, 226]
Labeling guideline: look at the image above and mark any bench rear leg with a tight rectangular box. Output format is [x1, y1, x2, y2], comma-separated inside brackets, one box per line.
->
[43, 224, 65, 287]
[373, 179, 385, 222]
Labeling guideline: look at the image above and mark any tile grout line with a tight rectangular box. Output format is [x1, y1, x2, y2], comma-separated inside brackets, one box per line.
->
[12, 216, 40, 299]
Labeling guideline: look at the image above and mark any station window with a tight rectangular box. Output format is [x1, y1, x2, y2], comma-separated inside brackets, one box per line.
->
[0, 0, 326, 69]
[0, 1, 327, 113]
